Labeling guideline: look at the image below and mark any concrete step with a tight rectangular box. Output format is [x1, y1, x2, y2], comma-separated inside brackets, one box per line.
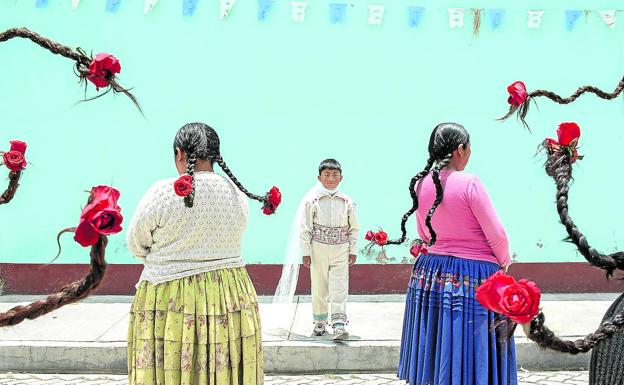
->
[0, 294, 618, 374]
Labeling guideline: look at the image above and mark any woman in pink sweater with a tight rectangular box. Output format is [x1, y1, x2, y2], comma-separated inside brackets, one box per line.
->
[396, 122, 517, 385]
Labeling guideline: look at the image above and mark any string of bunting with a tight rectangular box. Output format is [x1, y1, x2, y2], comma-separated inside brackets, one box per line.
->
[29, 1, 624, 29]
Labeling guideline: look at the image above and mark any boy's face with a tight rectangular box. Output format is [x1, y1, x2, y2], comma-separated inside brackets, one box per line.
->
[318, 168, 343, 190]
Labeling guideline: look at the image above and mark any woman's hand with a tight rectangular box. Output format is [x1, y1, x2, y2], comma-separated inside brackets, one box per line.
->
[303, 256, 311, 268]
[348, 254, 357, 266]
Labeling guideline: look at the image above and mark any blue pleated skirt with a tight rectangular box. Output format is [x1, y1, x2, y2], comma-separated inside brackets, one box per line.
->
[397, 254, 517, 385]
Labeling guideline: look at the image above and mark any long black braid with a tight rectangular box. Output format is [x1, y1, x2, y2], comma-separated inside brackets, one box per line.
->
[520, 137, 624, 364]
[214, 155, 265, 203]
[184, 152, 198, 207]
[388, 123, 470, 247]
[173, 122, 269, 208]
[425, 154, 453, 246]
[544, 145, 624, 276]
[386, 158, 434, 245]
[525, 309, 624, 355]
[499, 77, 624, 131]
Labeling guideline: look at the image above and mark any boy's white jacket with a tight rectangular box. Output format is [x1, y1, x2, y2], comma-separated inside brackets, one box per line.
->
[272, 183, 359, 305]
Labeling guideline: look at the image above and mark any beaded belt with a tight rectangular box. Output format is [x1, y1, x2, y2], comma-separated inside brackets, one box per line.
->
[312, 224, 350, 245]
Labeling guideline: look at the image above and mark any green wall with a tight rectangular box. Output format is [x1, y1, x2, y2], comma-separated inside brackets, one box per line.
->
[1, 0, 623, 265]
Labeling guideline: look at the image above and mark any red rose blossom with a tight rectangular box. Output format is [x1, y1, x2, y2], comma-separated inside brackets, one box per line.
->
[268, 186, 282, 208]
[2, 151, 27, 172]
[174, 175, 193, 197]
[365, 230, 375, 241]
[262, 206, 275, 215]
[555, 122, 581, 146]
[507, 81, 528, 107]
[74, 186, 123, 247]
[409, 242, 428, 257]
[476, 271, 541, 324]
[87, 53, 121, 90]
[9, 140, 27, 154]
[373, 230, 388, 246]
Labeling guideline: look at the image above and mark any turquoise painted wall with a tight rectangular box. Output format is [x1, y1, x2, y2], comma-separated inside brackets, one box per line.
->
[1, 0, 624, 265]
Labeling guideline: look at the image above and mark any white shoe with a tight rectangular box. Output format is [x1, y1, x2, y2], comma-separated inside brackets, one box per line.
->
[332, 324, 349, 341]
[313, 321, 327, 336]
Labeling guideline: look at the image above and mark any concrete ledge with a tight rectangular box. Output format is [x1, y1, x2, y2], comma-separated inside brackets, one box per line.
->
[0, 339, 591, 374]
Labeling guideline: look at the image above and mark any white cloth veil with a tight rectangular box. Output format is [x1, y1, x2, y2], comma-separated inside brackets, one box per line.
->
[264, 183, 323, 338]
[272, 182, 323, 304]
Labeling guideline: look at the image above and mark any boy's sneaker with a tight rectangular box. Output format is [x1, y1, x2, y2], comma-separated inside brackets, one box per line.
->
[313, 321, 327, 336]
[332, 323, 349, 341]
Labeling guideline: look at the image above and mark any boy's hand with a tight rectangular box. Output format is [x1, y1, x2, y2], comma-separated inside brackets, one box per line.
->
[303, 256, 311, 268]
[348, 254, 356, 266]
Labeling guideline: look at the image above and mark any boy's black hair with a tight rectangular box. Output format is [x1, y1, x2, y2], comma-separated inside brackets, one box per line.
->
[318, 159, 342, 175]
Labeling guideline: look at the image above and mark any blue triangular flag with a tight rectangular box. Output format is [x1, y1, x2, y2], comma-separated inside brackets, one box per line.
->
[565, 10, 582, 31]
[257, 0, 275, 21]
[105, 0, 122, 13]
[407, 6, 425, 28]
[329, 3, 347, 24]
[487, 9, 505, 30]
[182, 0, 199, 17]
[35, 0, 50, 8]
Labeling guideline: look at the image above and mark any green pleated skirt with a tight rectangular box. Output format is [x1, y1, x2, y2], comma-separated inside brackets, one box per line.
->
[127, 267, 263, 385]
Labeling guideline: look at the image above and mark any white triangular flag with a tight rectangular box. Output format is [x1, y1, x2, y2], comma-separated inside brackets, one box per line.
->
[448, 8, 465, 29]
[220, 0, 237, 19]
[72, 0, 80, 9]
[528, 10, 544, 29]
[144, 0, 159, 14]
[291, 2, 308, 22]
[599, 10, 616, 29]
[368, 5, 385, 25]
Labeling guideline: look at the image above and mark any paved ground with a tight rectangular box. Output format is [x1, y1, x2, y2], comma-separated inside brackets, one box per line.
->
[0, 371, 590, 385]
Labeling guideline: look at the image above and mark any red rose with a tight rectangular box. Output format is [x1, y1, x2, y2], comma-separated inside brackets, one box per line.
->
[263, 206, 275, 215]
[409, 242, 428, 257]
[9, 140, 27, 155]
[556, 122, 581, 146]
[365, 230, 375, 241]
[409, 243, 420, 257]
[506, 81, 527, 107]
[174, 175, 193, 197]
[373, 230, 388, 246]
[74, 186, 123, 247]
[2, 151, 27, 172]
[87, 53, 122, 90]
[268, 186, 282, 208]
[476, 271, 541, 324]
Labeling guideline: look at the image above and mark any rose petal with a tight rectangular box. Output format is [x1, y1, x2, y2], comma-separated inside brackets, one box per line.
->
[74, 220, 100, 247]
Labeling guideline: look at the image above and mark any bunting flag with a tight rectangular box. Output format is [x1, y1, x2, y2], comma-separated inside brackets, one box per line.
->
[291, 2, 308, 22]
[329, 3, 347, 24]
[488, 9, 505, 30]
[368, 5, 385, 25]
[448, 8, 465, 29]
[220, 0, 236, 19]
[472, 9, 482, 36]
[35, 0, 50, 8]
[71, 0, 81, 9]
[565, 10, 582, 31]
[407, 6, 425, 28]
[182, 0, 199, 17]
[528, 10, 544, 29]
[106, 0, 122, 13]
[258, 0, 275, 21]
[144, 0, 159, 14]
[599, 10, 616, 29]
